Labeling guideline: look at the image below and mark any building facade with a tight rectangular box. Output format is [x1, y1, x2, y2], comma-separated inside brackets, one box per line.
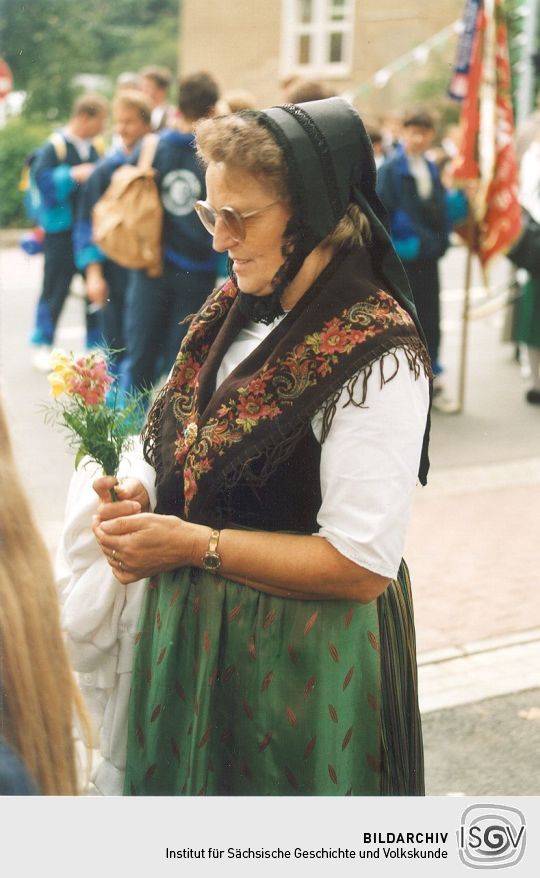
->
[180, 0, 464, 114]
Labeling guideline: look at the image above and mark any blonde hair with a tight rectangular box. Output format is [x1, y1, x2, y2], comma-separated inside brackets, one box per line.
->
[112, 89, 153, 125]
[73, 93, 108, 119]
[196, 113, 372, 247]
[0, 398, 90, 794]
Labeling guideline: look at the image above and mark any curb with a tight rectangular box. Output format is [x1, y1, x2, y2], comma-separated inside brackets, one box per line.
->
[418, 629, 540, 714]
[417, 626, 540, 667]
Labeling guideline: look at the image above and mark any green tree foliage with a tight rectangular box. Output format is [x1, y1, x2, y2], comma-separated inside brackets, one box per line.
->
[0, 117, 49, 226]
[0, 0, 180, 119]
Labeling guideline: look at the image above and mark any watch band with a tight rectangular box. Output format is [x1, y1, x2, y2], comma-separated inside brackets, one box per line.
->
[207, 528, 220, 554]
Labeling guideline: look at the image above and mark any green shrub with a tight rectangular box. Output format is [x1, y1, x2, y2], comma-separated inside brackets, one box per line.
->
[0, 119, 50, 228]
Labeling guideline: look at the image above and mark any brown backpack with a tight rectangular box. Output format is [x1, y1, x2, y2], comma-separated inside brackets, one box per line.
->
[92, 134, 163, 277]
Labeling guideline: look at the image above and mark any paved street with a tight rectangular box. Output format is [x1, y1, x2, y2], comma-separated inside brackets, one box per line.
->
[1, 237, 539, 796]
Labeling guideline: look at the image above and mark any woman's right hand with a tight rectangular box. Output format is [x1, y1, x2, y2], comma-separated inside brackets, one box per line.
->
[92, 475, 150, 528]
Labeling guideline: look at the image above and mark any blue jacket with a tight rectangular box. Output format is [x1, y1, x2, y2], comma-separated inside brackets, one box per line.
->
[377, 145, 450, 263]
[31, 133, 101, 234]
[129, 129, 217, 273]
[0, 738, 38, 795]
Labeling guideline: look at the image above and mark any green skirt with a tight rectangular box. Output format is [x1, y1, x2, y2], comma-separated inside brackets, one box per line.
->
[517, 277, 540, 348]
[124, 561, 423, 796]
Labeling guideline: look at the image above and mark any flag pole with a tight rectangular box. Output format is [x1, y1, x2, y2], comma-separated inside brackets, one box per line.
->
[444, 0, 522, 414]
[455, 216, 476, 413]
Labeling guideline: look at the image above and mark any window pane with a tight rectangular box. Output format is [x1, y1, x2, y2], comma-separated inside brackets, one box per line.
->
[329, 0, 347, 22]
[328, 31, 343, 63]
[298, 33, 312, 64]
[298, 0, 313, 24]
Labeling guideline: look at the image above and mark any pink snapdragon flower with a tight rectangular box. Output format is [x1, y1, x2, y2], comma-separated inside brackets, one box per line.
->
[67, 354, 113, 406]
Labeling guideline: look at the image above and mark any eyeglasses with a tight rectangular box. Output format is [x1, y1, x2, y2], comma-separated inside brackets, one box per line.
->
[194, 199, 281, 242]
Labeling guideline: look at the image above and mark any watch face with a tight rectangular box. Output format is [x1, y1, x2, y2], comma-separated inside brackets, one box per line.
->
[203, 551, 221, 571]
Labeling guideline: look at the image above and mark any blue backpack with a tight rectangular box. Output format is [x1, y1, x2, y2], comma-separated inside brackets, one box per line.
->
[20, 132, 68, 223]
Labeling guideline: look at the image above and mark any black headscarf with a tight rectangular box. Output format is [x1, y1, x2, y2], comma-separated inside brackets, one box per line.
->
[236, 98, 422, 337]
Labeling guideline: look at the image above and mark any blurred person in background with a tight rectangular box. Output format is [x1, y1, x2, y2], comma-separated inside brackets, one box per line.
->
[140, 65, 174, 131]
[515, 131, 540, 405]
[366, 125, 386, 170]
[380, 114, 402, 157]
[73, 90, 154, 383]
[377, 108, 449, 391]
[123, 71, 220, 396]
[440, 123, 461, 160]
[222, 89, 258, 113]
[115, 71, 143, 92]
[281, 76, 335, 104]
[28, 93, 109, 372]
[0, 398, 90, 795]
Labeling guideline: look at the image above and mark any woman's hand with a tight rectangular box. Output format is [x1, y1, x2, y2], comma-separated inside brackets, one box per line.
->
[93, 511, 199, 585]
[93, 475, 150, 516]
[92, 476, 154, 582]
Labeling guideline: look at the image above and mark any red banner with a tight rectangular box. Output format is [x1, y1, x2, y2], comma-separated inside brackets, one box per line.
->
[451, 0, 521, 265]
[0, 57, 13, 100]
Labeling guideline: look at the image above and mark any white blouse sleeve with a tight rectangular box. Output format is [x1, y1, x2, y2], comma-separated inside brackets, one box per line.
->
[312, 349, 429, 579]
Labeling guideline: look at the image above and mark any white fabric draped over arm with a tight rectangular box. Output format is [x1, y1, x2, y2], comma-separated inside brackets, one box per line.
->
[55, 437, 156, 794]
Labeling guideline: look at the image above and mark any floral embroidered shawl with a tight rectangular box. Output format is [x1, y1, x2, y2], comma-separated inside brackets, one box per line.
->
[143, 247, 431, 526]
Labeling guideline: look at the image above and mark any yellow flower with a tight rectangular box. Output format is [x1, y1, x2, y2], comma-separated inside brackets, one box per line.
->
[48, 371, 70, 398]
[48, 349, 76, 397]
[49, 348, 73, 371]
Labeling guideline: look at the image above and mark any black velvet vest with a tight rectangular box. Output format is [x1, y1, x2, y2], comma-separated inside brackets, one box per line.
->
[216, 428, 322, 533]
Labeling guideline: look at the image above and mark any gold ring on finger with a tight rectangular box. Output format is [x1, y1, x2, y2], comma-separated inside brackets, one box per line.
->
[112, 549, 117, 562]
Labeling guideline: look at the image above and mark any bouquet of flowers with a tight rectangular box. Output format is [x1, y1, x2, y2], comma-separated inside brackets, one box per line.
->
[43, 349, 147, 484]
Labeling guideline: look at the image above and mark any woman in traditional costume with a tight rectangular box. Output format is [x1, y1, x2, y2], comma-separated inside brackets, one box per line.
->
[93, 98, 431, 795]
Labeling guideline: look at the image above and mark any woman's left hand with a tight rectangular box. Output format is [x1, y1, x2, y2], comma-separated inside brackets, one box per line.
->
[93, 512, 198, 584]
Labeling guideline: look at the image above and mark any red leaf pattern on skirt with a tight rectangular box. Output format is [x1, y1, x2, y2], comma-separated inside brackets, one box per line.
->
[342, 667, 354, 690]
[328, 641, 340, 663]
[303, 737, 317, 759]
[304, 611, 319, 636]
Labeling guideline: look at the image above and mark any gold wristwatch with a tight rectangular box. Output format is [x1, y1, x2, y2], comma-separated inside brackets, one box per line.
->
[202, 528, 222, 572]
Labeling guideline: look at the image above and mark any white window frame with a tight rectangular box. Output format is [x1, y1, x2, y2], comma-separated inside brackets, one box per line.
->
[280, 0, 355, 79]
